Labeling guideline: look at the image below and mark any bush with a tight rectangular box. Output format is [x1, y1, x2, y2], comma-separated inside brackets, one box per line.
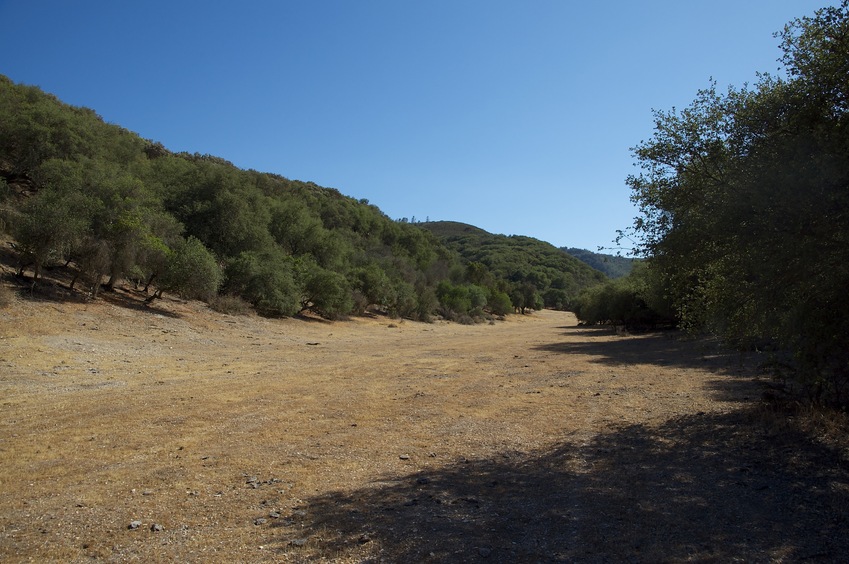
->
[415, 284, 438, 322]
[301, 266, 353, 319]
[161, 236, 222, 302]
[574, 263, 675, 330]
[389, 281, 417, 319]
[487, 289, 513, 316]
[223, 250, 300, 317]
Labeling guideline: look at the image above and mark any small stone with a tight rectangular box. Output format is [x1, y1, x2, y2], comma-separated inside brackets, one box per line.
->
[416, 477, 431, 485]
[358, 533, 372, 544]
[399, 454, 410, 460]
[478, 547, 492, 557]
[150, 523, 164, 532]
[290, 538, 308, 547]
[254, 518, 267, 526]
[128, 520, 142, 530]
[269, 511, 281, 519]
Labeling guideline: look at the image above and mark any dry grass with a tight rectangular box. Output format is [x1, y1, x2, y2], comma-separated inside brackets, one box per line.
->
[0, 283, 13, 308]
[0, 278, 847, 562]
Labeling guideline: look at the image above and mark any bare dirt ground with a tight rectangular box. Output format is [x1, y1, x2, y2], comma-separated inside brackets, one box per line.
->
[1, 283, 848, 562]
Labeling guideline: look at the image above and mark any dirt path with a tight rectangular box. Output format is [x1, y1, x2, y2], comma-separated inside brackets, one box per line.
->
[0, 295, 847, 562]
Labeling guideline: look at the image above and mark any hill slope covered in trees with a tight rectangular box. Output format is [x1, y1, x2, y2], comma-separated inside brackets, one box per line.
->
[421, 221, 606, 312]
[0, 75, 605, 320]
[562, 247, 634, 279]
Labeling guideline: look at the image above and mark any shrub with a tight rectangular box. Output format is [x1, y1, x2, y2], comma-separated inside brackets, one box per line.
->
[161, 236, 222, 302]
[223, 250, 300, 317]
[301, 266, 353, 319]
[487, 290, 513, 316]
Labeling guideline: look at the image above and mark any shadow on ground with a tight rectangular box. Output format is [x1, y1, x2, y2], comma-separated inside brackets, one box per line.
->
[271, 406, 848, 562]
[3, 269, 182, 318]
[536, 326, 752, 375]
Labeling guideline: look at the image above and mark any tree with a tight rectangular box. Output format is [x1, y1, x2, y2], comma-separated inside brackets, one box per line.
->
[625, 2, 849, 403]
[149, 236, 221, 303]
[12, 187, 94, 280]
[487, 288, 512, 316]
[300, 263, 353, 319]
[352, 263, 394, 312]
[222, 249, 300, 317]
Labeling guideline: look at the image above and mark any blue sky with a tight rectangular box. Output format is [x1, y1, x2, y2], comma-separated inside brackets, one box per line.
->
[0, 1, 832, 252]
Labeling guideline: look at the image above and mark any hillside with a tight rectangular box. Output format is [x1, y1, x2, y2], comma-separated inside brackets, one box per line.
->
[0, 75, 604, 320]
[563, 247, 635, 279]
[421, 221, 607, 311]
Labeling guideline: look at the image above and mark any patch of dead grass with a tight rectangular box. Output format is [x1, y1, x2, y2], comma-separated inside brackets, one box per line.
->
[0, 289, 847, 562]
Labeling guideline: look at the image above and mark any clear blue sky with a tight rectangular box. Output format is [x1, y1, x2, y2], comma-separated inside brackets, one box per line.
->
[0, 1, 832, 252]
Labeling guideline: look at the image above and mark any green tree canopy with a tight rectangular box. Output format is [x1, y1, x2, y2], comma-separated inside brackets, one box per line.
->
[625, 2, 849, 403]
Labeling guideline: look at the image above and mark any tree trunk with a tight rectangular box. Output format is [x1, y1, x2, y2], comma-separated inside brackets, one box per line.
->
[143, 273, 157, 293]
[90, 272, 104, 299]
[144, 288, 164, 305]
[104, 273, 118, 292]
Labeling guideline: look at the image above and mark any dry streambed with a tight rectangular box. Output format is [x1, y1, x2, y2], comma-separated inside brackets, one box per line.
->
[1, 296, 847, 562]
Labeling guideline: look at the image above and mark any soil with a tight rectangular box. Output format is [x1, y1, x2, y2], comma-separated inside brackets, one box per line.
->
[1, 281, 847, 563]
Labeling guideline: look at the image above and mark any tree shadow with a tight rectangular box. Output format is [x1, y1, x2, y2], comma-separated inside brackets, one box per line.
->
[534, 327, 750, 375]
[4, 270, 182, 319]
[96, 286, 183, 318]
[268, 407, 849, 562]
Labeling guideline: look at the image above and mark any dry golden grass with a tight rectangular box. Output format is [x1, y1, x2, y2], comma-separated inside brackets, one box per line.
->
[1, 280, 847, 562]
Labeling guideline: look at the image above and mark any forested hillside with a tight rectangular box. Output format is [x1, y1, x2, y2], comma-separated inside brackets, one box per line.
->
[562, 247, 634, 279]
[0, 76, 605, 320]
[421, 221, 606, 312]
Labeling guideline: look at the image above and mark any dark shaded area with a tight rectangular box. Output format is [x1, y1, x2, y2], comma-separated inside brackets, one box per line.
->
[537, 326, 746, 375]
[2, 266, 182, 319]
[271, 407, 849, 562]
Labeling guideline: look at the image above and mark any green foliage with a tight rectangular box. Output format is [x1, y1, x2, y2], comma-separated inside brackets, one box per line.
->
[388, 280, 417, 319]
[487, 289, 513, 316]
[563, 247, 635, 279]
[223, 250, 300, 317]
[574, 262, 675, 329]
[160, 236, 221, 302]
[301, 263, 353, 319]
[510, 282, 544, 314]
[414, 283, 439, 322]
[0, 74, 605, 324]
[624, 2, 849, 403]
[12, 187, 95, 279]
[422, 221, 607, 312]
[352, 263, 394, 312]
